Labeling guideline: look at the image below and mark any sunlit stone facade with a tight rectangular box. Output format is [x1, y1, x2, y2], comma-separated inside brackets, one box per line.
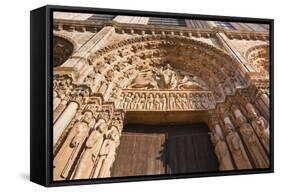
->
[52, 12, 270, 180]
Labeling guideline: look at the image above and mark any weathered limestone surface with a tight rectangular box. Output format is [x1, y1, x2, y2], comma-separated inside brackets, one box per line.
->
[52, 13, 270, 180]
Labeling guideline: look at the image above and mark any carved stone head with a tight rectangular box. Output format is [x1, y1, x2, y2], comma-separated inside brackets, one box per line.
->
[107, 126, 120, 141]
[83, 111, 93, 124]
[210, 132, 220, 145]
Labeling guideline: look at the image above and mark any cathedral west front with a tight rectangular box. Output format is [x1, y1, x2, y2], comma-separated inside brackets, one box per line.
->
[52, 12, 270, 181]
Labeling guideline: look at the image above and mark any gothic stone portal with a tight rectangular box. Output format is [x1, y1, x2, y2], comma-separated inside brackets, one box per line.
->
[53, 13, 270, 181]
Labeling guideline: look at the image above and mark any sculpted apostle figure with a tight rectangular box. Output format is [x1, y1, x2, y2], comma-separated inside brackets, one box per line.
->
[154, 94, 161, 110]
[233, 108, 269, 168]
[124, 93, 133, 109]
[210, 131, 234, 170]
[93, 125, 120, 178]
[247, 104, 270, 154]
[224, 122, 252, 169]
[72, 114, 109, 179]
[200, 93, 209, 109]
[117, 93, 125, 109]
[53, 111, 95, 180]
[131, 93, 140, 110]
[175, 93, 182, 109]
[169, 93, 176, 110]
[239, 120, 269, 168]
[181, 93, 189, 109]
[160, 94, 167, 110]
[146, 93, 154, 110]
[137, 93, 146, 110]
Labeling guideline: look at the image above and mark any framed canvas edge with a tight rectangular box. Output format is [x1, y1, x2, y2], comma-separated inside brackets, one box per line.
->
[30, 4, 274, 187]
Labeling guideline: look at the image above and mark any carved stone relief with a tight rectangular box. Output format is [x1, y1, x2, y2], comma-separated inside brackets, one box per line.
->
[52, 23, 270, 180]
[118, 90, 215, 111]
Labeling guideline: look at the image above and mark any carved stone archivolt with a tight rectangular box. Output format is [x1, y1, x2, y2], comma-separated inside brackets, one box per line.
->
[245, 44, 269, 76]
[53, 24, 270, 180]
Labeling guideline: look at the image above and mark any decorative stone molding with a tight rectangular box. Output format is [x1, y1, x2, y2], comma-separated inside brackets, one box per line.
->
[245, 44, 269, 77]
[52, 21, 270, 179]
[119, 90, 215, 111]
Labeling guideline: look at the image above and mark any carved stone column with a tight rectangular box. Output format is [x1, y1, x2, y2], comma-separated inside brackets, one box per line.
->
[246, 103, 270, 154]
[53, 101, 79, 146]
[93, 125, 120, 178]
[209, 123, 234, 170]
[256, 91, 270, 121]
[53, 99, 68, 122]
[260, 93, 269, 108]
[53, 111, 95, 180]
[232, 106, 269, 168]
[53, 91, 61, 110]
[223, 116, 252, 169]
[72, 115, 109, 179]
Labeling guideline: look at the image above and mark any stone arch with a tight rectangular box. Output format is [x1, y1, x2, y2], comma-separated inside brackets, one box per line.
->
[53, 35, 75, 67]
[86, 35, 246, 105]
[245, 44, 269, 75]
[53, 34, 270, 180]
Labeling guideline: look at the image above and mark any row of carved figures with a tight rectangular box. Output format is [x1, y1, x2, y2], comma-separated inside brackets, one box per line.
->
[209, 103, 270, 171]
[118, 91, 215, 111]
[52, 90, 269, 178]
[53, 108, 123, 180]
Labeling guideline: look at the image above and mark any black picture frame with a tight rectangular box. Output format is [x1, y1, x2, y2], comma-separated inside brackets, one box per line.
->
[30, 4, 274, 187]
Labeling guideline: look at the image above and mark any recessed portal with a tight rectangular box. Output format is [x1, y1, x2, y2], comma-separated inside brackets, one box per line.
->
[111, 123, 218, 177]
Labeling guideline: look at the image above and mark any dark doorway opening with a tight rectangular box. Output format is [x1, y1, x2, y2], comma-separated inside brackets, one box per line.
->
[111, 123, 218, 177]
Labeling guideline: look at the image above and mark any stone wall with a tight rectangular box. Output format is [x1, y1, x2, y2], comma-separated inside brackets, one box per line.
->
[52, 13, 270, 180]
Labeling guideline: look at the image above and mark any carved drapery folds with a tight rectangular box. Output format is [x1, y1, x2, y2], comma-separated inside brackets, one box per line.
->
[53, 111, 95, 180]
[231, 105, 269, 168]
[52, 79, 124, 180]
[222, 116, 252, 169]
[208, 116, 234, 170]
[53, 27, 270, 180]
[119, 90, 215, 111]
[85, 35, 248, 104]
[246, 103, 270, 154]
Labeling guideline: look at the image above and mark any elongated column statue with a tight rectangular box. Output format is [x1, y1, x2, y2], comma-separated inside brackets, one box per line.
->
[53, 91, 61, 110]
[232, 106, 269, 168]
[93, 125, 120, 178]
[72, 114, 109, 179]
[53, 101, 79, 146]
[53, 99, 68, 122]
[53, 111, 95, 180]
[246, 103, 270, 154]
[210, 124, 234, 170]
[223, 117, 252, 169]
